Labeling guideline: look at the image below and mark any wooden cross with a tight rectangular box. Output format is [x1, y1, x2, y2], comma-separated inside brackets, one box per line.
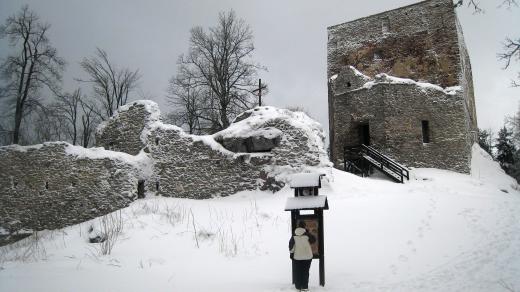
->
[252, 79, 267, 106]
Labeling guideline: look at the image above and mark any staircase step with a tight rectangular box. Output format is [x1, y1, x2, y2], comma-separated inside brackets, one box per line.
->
[363, 155, 402, 181]
[343, 144, 409, 183]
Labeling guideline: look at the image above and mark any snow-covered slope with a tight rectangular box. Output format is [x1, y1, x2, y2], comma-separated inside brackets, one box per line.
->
[1, 145, 519, 292]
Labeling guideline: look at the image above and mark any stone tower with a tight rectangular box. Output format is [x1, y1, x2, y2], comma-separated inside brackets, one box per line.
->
[327, 0, 477, 173]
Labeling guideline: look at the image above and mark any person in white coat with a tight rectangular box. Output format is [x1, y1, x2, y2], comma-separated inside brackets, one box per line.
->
[289, 221, 316, 291]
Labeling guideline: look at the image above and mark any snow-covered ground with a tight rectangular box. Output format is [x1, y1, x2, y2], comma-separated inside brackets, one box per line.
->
[1, 145, 519, 292]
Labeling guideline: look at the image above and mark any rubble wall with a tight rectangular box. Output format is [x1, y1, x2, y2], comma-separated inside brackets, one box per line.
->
[145, 112, 327, 198]
[144, 127, 267, 199]
[0, 143, 143, 233]
[97, 102, 329, 198]
[0, 102, 329, 237]
[330, 76, 471, 173]
[96, 103, 158, 155]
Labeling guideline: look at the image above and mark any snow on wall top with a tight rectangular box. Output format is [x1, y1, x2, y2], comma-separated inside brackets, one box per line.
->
[349, 65, 371, 81]
[360, 73, 461, 95]
[229, 106, 322, 135]
[65, 144, 153, 176]
[0, 141, 153, 178]
[147, 118, 237, 157]
[0, 143, 44, 152]
[216, 106, 327, 154]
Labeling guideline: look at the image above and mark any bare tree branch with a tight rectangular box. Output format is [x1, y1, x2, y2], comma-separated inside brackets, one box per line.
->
[454, 0, 484, 13]
[78, 48, 140, 120]
[54, 88, 81, 145]
[498, 38, 520, 69]
[170, 10, 265, 133]
[455, 1, 520, 86]
[499, 0, 518, 9]
[79, 96, 99, 147]
[0, 5, 65, 144]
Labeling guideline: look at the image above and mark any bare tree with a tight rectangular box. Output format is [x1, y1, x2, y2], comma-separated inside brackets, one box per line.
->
[0, 122, 13, 146]
[79, 97, 99, 147]
[167, 74, 205, 134]
[455, 0, 519, 86]
[499, 38, 520, 87]
[0, 5, 65, 144]
[454, 0, 518, 12]
[173, 10, 264, 133]
[54, 88, 82, 145]
[79, 48, 141, 120]
[31, 105, 66, 144]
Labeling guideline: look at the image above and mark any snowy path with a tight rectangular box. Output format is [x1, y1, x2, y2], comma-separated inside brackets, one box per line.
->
[1, 148, 520, 291]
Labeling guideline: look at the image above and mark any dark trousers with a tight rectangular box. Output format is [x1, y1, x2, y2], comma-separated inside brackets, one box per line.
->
[293, 259, 312, 290]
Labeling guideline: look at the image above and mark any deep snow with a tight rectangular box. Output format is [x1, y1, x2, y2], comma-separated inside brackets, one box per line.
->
[1, 145, 519, 292]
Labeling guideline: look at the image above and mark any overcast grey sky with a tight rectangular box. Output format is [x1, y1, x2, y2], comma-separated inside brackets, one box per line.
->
[0, 0, 518, 136]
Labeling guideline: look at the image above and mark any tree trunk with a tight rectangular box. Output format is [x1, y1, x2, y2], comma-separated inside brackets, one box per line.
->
[72, 122, 77, 145]
[220, 100, 230, 130]
[13, 105, 22, 144]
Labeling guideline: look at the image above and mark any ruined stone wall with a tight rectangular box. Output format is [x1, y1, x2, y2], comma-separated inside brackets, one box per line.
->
[145, 118, 326, 199]
[144, 127, 266, 199]
[96, 102, 158, 155]
[0, 101, 328, 237]
[330, 72, 472, 173]
[97, 102, 329, 199]
[0, 143, 144, 233]
[265, 119, 324, 168]
[382, 86, 471, 172]
[328, 0, 477, 173]
[328, 0, 460, 87]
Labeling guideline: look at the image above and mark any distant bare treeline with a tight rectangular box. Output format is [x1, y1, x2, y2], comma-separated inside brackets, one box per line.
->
[0, 6, 265, 146]
[0, 5, 141, 146]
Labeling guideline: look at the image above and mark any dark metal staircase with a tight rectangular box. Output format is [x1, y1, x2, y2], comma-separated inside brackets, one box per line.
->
[343, 145, 410, 183]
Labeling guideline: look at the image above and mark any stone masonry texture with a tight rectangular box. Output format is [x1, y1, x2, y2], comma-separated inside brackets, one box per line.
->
[96, 103, 151, 155]
[0, 101, 328, 236]
[98, 102, 328, 199]
[0, 143, 142, 234]
[328, 0, 478, 173]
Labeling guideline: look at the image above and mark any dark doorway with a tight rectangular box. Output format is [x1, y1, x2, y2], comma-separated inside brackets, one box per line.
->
[422, 120, 430, 143]
[137, 180, 145, 198]
[358, 124, 370, 146]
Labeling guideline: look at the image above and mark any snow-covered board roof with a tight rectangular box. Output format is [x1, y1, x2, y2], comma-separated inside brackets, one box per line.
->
[288, 173, 322, 188]
[285, 195, 329, 211]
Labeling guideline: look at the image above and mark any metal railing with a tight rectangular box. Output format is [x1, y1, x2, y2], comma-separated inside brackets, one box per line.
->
[343, 144, 410, 183]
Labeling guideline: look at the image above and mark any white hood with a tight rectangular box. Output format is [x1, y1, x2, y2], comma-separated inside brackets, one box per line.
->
[294, 227, 306, 236]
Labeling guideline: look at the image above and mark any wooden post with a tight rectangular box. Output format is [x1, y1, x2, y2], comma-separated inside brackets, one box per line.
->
[258, 79, 262, 107]
[318, 209, 325, 286]
[291, 210, 297, 284]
